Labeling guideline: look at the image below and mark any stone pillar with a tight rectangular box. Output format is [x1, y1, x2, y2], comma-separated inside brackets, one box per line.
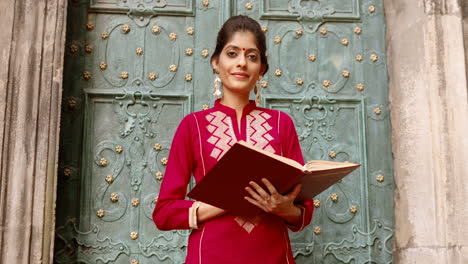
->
[0, 1, 67, 263]
[384, 0, 468, 263]
[462, 1, 468, 80]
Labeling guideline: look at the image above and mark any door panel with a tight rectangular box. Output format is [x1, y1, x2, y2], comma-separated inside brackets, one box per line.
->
[55, 0, 393, 263]
[236, 1, 393, 263]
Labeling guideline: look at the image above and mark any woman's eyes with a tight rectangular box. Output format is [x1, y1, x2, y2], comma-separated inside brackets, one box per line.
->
[226, 51, 258, 61]
[247, 54, 258, 61]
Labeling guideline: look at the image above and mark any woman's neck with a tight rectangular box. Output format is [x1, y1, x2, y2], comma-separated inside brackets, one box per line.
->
[220, 90, 250, 113]
[220, 90, 251, 129]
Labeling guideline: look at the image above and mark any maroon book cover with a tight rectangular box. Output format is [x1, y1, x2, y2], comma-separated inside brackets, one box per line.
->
[187, 143, 304, 217]
[187, 141, 360, 217]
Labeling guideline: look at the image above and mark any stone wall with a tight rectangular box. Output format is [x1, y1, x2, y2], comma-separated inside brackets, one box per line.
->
[0, 1, 67, 263]
[384, 0, 468, 263]
[462, 1, 468, 82]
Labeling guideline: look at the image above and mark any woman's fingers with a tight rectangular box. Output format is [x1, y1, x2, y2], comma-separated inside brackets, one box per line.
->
[245, 186, 264, 202]
[287, 183, 302, 200]
[260, 178, 279, 196]
[245, 180, 303, 215]
[248, 181, 271, 200]
[244, 196, 266, 211]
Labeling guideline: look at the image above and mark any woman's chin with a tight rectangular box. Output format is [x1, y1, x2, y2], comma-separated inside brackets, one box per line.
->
[223, 85, 253, 95]
[223, 80, 255, 92]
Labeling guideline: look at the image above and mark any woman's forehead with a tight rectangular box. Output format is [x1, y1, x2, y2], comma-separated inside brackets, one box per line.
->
[223, 31, 258, 50]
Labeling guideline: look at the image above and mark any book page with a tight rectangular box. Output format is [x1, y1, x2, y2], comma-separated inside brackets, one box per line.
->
[303, 160, 359, 173]
[236, 141, 304, 170]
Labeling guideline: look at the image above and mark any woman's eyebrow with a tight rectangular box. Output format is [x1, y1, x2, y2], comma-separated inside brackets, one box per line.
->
[225, 45, 259, 53]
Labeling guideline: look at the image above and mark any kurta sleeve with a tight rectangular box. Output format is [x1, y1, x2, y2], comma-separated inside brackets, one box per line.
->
[153, 114, 196, 230]
[279, 111, 314, 232]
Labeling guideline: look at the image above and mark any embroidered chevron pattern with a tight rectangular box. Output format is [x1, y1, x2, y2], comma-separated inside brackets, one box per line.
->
[234, 215, 265, 234]
[205, 111, 237, 160]
[247, 110, 276, 154]
[206, 110, 276, 234]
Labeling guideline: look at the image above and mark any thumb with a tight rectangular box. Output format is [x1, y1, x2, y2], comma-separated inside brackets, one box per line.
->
[287, 183, 302, 199]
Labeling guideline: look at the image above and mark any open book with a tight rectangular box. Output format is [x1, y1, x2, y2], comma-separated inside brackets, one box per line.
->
[187, 141, 360, 217]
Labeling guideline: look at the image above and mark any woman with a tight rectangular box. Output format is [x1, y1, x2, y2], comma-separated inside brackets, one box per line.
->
[153, 15, 314, 264]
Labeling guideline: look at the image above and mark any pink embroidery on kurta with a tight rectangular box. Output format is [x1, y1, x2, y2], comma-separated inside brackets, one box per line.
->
[205, 111, 237, 160]
[247, 110, 276, 154]
[234, 215, 265, 234]
[206, 110, 276, 234]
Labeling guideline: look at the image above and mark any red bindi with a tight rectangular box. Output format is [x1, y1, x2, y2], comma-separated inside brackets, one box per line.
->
[242, 48, 246, 51]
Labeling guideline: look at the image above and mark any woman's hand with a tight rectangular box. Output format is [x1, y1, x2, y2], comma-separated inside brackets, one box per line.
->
[244, 178, 303, 226]
[196, 202, 226, 224]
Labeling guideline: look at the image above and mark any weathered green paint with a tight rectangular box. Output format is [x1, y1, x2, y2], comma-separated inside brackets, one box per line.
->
[55, 0, 393, 263]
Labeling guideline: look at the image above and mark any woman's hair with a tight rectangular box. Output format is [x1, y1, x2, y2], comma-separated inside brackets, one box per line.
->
[211, 15, 269, 74]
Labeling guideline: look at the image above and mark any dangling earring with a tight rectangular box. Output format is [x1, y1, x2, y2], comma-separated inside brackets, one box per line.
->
[255, 79, 263, 106]
[213, 70, 221, 99]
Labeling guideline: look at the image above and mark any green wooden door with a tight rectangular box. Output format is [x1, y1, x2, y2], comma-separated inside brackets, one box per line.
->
[55, 0, 393, 263]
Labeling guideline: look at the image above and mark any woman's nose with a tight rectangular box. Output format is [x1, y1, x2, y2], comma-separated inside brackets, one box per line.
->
[237, 55, 247, 67]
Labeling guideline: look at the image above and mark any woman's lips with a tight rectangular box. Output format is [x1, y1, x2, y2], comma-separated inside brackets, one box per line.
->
[231, 72, 249, 79]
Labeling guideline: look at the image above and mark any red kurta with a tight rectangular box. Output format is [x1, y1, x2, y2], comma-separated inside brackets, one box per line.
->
[153, 99, 314, 264]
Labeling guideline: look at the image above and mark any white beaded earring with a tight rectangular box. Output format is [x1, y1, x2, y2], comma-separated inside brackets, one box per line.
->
[254, 78, 263, 106]
[213, 70, 221, 99]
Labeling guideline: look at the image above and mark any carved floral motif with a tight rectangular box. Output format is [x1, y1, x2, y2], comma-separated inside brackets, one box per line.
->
[152, 25, 161, 34]
[330, 193, 339, 202]
[354, 27, 362, 35]
[97, 209, 105, 218]
[169, 65, 177, 72]
[274, 36, 281, 44]
[314, 226, 321, 235]
[356, 83, 364, 91]
[148, 72, 157, 80]
[296, 78, 304, 85]
[153, 143, 162, 151]
[86, 23, 94, 31]
[325, 220, 393, 264]
[309, 54, 316, 62]
[186, 27, 194, 35]
[314, 200, 321, 208]
[130, 232, 139, 240]
[376, 174, 385, 182]
[136, 47, 143, 55]
[70, 44, 78, 53]
[110, 193, 119, 202]
[121, 71, 129, 79]
[85, 45, 93, 53]
[105, 174, 113, 183]
[83, 71, 92, 80]
[121, 24, 131, 34]
[132, 198, 140, 207]
[99, 62, 107, 70]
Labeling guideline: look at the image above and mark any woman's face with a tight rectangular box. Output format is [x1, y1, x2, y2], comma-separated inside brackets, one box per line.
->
[212, 31, 266, 96]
